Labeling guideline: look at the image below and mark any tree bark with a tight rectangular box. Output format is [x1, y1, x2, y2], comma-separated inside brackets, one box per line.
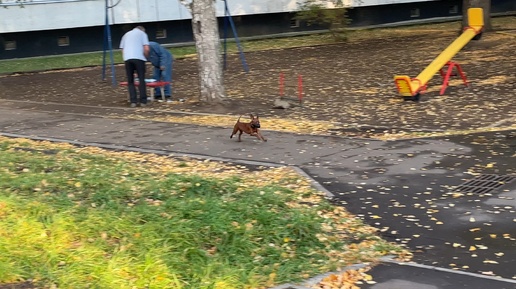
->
[190, 0, 226, 102]
[462, 0, 492, 31]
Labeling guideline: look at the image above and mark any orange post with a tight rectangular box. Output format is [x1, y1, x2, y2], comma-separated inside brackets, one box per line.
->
[279, 72, 285, 97]
[298, 74, 303, 103]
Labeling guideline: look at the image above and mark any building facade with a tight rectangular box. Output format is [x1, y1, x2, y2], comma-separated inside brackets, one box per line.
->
[0, 0, 514, 59]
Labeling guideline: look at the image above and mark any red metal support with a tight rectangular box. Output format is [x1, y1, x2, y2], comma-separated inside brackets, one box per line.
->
[279, 72, 285, 97]
[439, 61, 468, 95]
[298, 74, 303, 103]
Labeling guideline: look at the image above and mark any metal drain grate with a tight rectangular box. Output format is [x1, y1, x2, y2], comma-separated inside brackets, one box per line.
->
[454, 174, 516, 194]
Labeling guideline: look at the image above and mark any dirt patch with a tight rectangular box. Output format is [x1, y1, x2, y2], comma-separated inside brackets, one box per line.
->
[0, 31, 514, 135]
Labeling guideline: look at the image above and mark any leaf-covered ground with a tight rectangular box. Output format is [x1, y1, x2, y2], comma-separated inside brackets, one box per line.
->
[0, 20, 514, 139]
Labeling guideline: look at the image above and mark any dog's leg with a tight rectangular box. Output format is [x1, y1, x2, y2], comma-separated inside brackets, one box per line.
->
[249, 130, 266, 142]
[238, 130, 243, 142]
[230, 124, 239, 139]
[256, 130, 267, 142]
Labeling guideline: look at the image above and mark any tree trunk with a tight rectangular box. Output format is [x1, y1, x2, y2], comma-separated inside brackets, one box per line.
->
[190, 0, 226, 102]
[462, 0, 492, 31]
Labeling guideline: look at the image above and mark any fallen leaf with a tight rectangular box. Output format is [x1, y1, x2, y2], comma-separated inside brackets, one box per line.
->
[483, 260, 499, 264]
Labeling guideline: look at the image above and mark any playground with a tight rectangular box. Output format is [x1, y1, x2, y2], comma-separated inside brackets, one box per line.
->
[0, 15, 515, 289]
[1, 18, 515, 137]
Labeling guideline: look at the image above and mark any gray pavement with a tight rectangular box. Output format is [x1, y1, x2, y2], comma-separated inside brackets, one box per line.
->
[0, 102, 515, 289]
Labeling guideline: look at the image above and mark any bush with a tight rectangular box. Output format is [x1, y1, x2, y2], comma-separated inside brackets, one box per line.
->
[295, 0, 350, 41]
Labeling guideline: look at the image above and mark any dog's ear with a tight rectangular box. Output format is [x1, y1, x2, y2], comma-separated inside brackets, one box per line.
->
[249, 114, 254, 119]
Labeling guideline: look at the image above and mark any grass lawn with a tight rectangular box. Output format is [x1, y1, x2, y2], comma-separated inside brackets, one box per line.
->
[0, 137, 408, 289]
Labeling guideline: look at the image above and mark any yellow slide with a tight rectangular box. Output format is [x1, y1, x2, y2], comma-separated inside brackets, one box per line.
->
[394, 8, 484, 98]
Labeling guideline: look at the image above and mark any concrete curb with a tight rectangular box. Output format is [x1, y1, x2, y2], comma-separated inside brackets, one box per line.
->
[271, 255, 516, 289]
[381, 259, 516, 285]
[271, 256, 396, 289]
[270, 263, 371, 289]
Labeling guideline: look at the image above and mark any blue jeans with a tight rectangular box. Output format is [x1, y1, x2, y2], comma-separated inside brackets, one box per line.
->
[153, 57, 173, 97]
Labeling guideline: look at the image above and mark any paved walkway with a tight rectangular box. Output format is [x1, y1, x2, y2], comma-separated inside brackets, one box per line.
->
[1, 101, 515, 289]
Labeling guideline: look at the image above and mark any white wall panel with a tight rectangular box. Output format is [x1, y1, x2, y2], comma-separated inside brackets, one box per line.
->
[0, 1, 104, 33]
[217, 0, 298, 16]
[110, 0, 139, 24]
[0, 0, 436, 33]
[348, 0, 435, 6]
[155, 0, 191, 21]
[108, 0, 191, 24]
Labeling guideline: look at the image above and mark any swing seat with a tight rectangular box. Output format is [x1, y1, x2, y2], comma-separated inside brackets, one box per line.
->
[119, 81, 170, 101]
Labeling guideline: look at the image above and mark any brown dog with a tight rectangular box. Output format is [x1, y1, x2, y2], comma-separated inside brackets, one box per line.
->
[230, 114, 267, 142]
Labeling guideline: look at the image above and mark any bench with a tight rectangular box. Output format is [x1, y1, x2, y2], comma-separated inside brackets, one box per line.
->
[119, 80, 170, 102]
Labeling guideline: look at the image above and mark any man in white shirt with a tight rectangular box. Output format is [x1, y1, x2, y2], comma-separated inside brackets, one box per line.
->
[120, 26, 150, 107]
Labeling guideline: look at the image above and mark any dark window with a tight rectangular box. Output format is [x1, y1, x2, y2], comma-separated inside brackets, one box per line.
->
[290, 18, 299, 28]
[410, 8, 420, 18]
[5, 40, 16, 50]
[156, 28, 167, 39]
[58, 36, 70, 46]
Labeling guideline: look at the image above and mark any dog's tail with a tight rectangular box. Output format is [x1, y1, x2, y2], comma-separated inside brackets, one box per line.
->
[230, 115, 243, 139]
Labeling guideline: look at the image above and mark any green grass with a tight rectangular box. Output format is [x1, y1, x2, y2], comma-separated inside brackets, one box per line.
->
[1, 16, 514, 75]
[0, 35, 336, 75]
[0, 46, 199, 75]
[0, 138, 404, 288]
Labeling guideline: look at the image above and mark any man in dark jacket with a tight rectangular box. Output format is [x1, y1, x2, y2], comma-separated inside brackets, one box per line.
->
[148, 41, 174, 102]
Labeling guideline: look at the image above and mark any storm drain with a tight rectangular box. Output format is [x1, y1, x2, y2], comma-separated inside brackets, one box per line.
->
[453, 174, 516, 194]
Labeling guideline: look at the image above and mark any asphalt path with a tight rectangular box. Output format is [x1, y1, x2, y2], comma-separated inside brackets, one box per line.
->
[0, 102, 514, 288]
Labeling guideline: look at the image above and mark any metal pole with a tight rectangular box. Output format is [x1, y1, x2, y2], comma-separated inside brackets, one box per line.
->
[106, 11, 116, 86]
[102, 0, 117, 86]
[224, 0, 249, 73]
[102, 0, 108, 81]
